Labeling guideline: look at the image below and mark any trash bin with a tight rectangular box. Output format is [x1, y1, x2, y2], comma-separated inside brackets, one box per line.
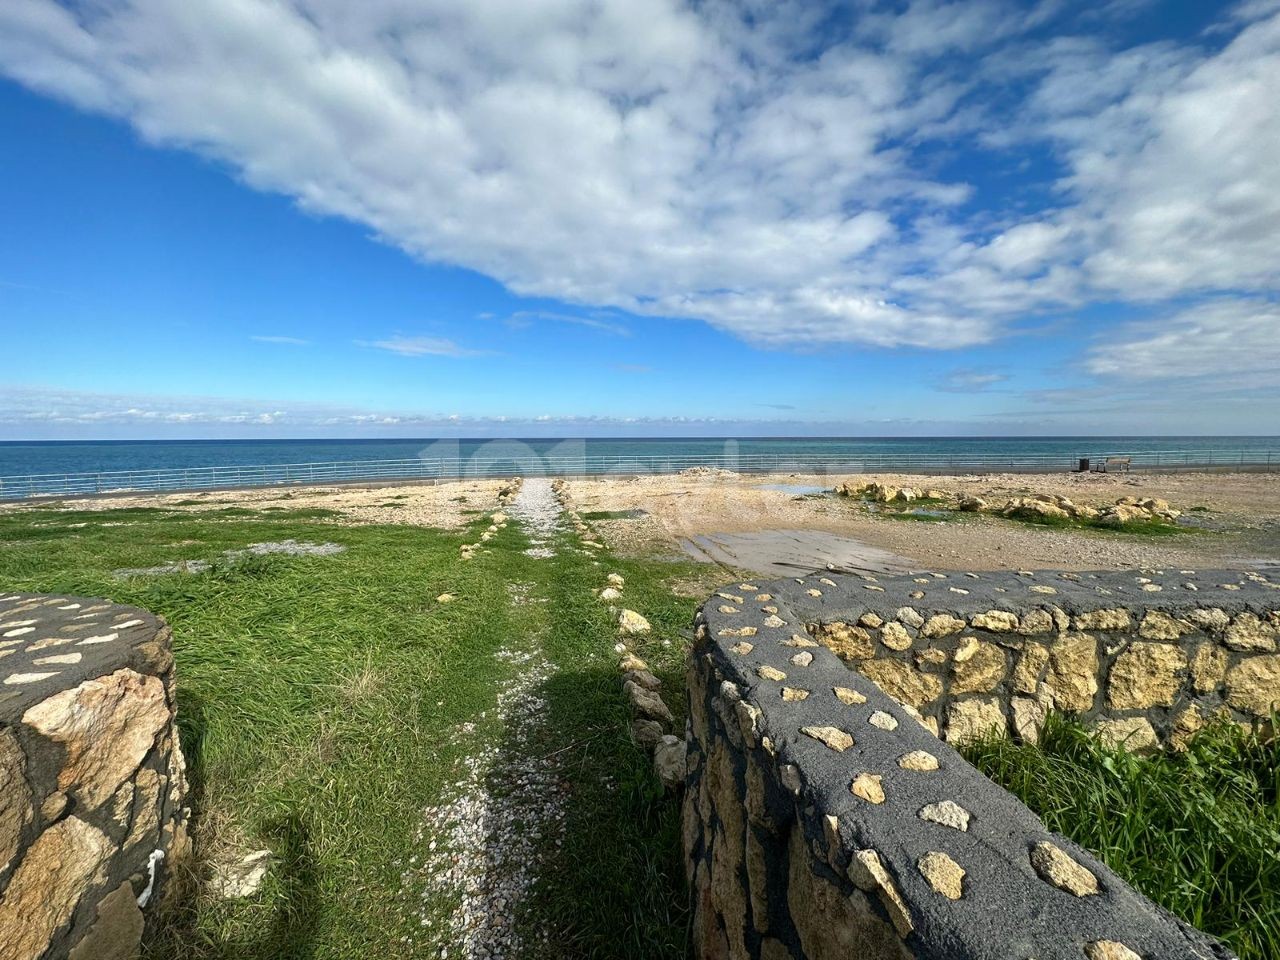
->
[1078, 458, 1090, 473]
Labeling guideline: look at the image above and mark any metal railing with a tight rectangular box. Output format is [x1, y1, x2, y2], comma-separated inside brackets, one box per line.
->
[0, 448, 1275, 500]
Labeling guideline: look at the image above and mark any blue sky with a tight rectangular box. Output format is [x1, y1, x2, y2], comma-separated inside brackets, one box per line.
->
[1, 0, 1277, 439]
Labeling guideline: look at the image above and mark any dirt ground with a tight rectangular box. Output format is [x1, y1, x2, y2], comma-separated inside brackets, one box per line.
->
[559, 469, 1280, 574]
[2, 478, 510, 529]
[7, 469, 1277, 575]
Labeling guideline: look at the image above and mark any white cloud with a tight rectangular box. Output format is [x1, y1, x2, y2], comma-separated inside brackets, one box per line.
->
[0, 1, 1276, 359]
[936, 368, 1009, 393]
[250, 335, 309, 345]
[358, 336, 488, 358]
[1086, 299, 1280, 380]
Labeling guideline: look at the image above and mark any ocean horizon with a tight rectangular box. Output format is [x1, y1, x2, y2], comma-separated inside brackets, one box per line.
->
[3, 435, 1278, 479]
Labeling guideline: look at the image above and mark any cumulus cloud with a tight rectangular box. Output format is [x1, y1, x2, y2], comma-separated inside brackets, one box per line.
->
[0, 0, 1276, 359]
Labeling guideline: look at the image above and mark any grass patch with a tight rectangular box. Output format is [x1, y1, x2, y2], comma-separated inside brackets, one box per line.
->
[966, 715, 1279, 960]
[0, 499, 700, 958]
[579, 509, 647, 521]
[1001, 511, 1188, 537]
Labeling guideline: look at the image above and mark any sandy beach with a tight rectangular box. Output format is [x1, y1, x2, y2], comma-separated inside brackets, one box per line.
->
[559, 469, 1280, 574]
[10, 468, 1277, 576]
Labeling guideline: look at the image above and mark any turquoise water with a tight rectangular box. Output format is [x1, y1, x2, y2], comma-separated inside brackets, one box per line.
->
[1, 436, 1277, 477]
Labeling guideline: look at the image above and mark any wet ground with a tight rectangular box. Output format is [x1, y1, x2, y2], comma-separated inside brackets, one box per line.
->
[679, 528, 915, 577]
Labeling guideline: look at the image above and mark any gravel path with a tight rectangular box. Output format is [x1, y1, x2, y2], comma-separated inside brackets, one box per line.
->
[510, 478, 562, 558]
[402, 481, 568, 958]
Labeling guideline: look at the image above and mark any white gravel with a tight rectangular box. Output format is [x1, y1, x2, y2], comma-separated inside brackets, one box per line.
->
[404, 646, 566, 959]
[401, 479, 569, 958]
[510, 479, 562, 558]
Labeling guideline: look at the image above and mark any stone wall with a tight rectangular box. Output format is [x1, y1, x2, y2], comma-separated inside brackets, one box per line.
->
[0, 593, 190, 960]
[684, 569, 1274, 960]
[797, 569, 1278, 752]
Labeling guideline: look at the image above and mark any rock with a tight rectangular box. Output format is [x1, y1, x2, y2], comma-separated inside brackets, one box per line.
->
[788, 827, 911, 959]
[945, 698, 1006, 745]
[918, 800, 970, 832]
[1011, 696, 1047, 744]
[435, 593, 455, 603]
[859, 613, 884, 629]
[617, 609, 651, 635]
[897, 750, 939, 771]
[1107, 642, 1188, 709]
[971, 610, 1019, 633]
[950, 641, 1006, 695]
[1190, 643, 1227, 692]
[1085, 941, 1143, 960]
[1003, 498, 1070, 521]
[1094, 716, 1159, 754]
[210, 849, 273, 899]
[847, 849, 913, 937]
[1138, 611, 1191, 640]
[68, 880, 144, 960]
[1030, 841, 1099, 896]
[833, 686, 867, 705]
[1012, 642, 1049, 694]
[618, 652, 648, 672]
[631, 718, 665, 750]
[896, 606, 925, 628]
[1073, 609, 1131, 631]
[811, 622, 874, 660]
[606, 573, 625, 588]
[800, 726, 854, 752]
[623, 669, 662, 691]
[762, 614, 786, 629]
[625, 681, 674, 723]
[1224, 613, 1277, 651]
[849, 772, 885, 804]
[1169, 705, 1206, 752]
[1043, 634, 1099, 711]
[757, 665, 787, 682]
[781, 687, 810, 702]
[858, 659, 943, 708]
[879, 622, 913, 651]
[918, 851, 965, 900]
[22, 668, 169, 810]
[957, 496, 986, 512]
[1187, 608, 1230, 633]
[868, 710, 897, 730]
[653, 736, 687, 791]
[0, 728, 32, 875]
[0, 816, 113, 959]
[1225, 655, 1280, 716]
[599, 587, 622, 601]
[1096, 503, 1152, 527]
[921, 614, 966, 639]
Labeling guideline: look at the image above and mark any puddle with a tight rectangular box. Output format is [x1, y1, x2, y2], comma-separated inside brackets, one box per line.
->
[679, 529, 914, 577]
[758, 484, 831, 496]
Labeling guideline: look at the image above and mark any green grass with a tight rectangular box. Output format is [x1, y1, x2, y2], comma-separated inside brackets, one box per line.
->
[0, 501, 708, 959]
[999, 511, 1189, 537]
[579, 509, 647, 520]
[966, 715, 1279, 960]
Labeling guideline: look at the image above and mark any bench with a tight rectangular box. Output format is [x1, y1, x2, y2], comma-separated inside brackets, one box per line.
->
[1093, 456, 1131, 473]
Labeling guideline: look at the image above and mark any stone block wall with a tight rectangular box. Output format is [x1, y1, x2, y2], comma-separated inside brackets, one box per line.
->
[798, 569, 1278, 751]
[684, 569, 1271, 960]
[0, 593, 190, 960]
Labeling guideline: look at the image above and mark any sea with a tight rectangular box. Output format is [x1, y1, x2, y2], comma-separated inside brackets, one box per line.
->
[2, 436, 1278, 478]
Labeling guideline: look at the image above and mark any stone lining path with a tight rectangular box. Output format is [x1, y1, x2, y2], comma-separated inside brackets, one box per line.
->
[402, 478, 568, 959]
